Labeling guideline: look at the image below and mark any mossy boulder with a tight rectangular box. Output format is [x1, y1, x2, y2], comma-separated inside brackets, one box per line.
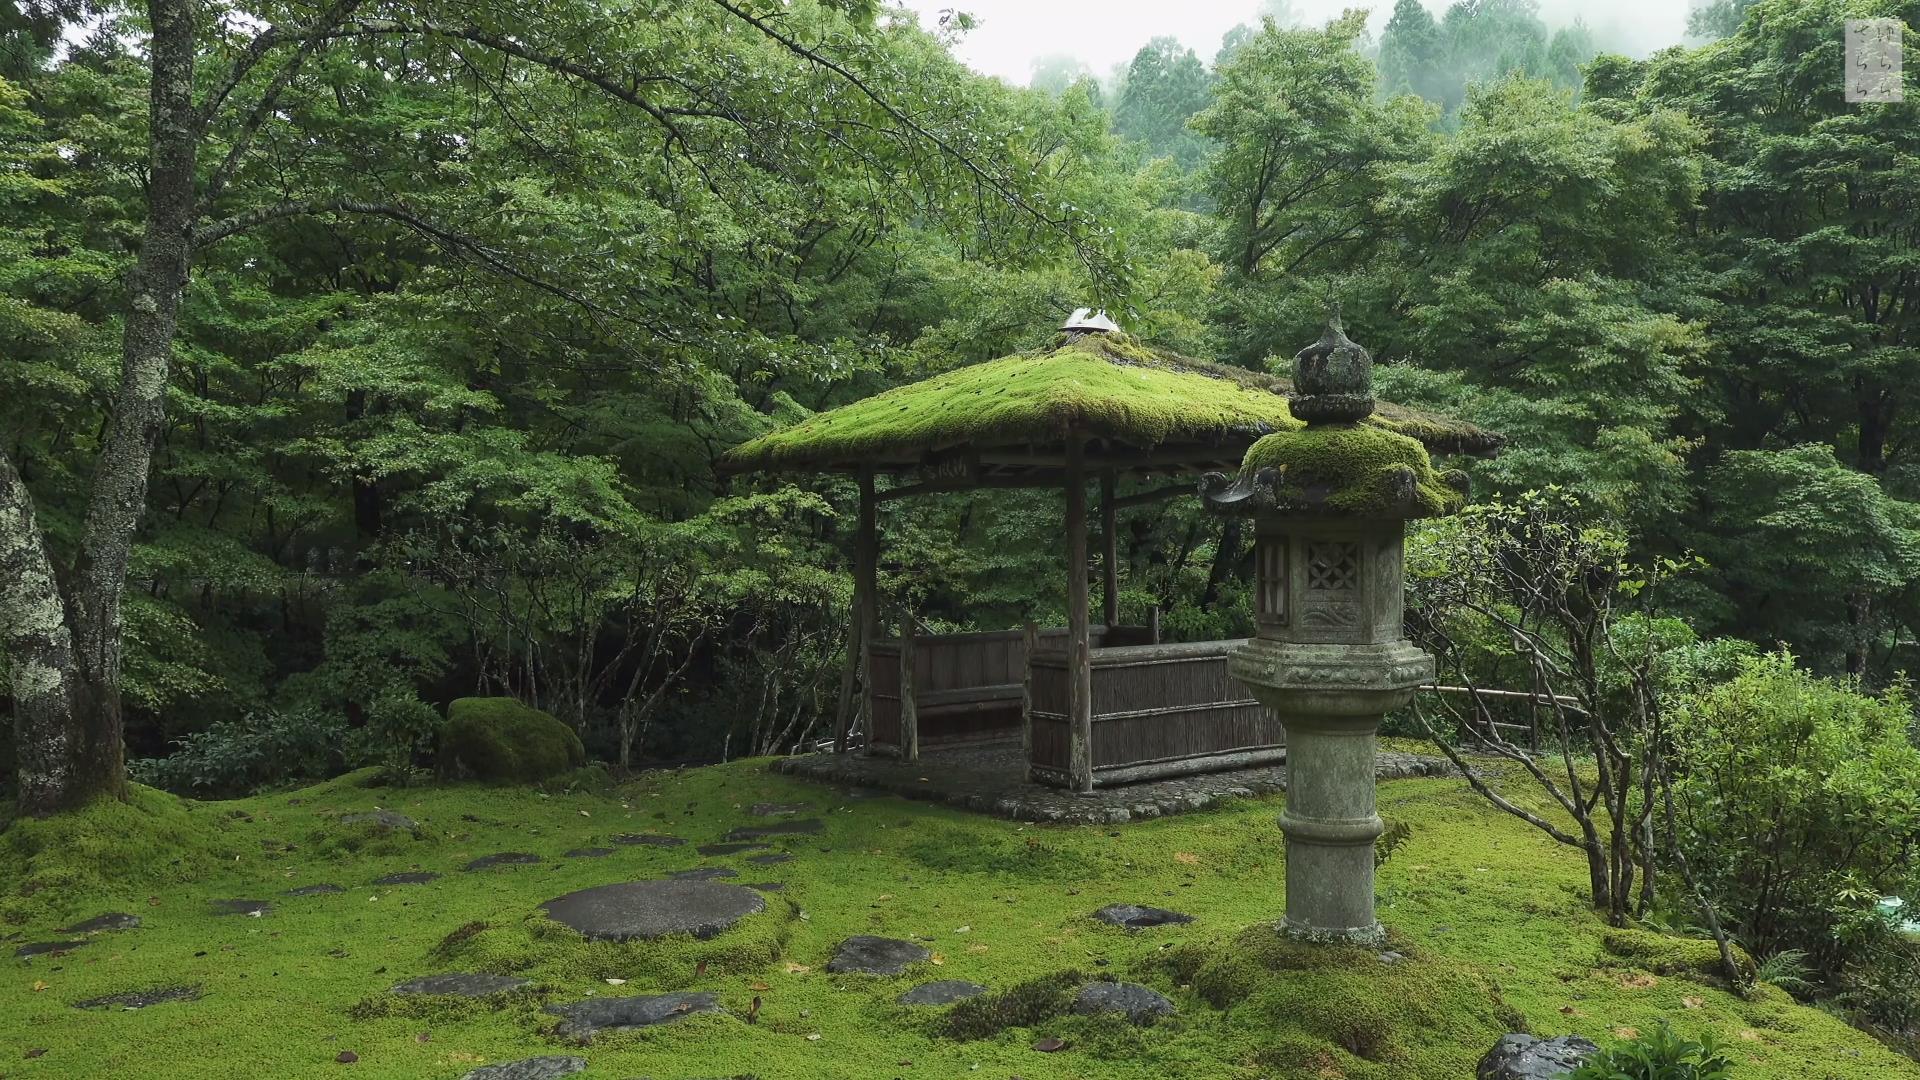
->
[439, 698, 586, 783]
[1238, 423, 1467, 518]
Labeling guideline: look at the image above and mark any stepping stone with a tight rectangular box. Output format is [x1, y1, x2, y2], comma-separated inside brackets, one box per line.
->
[465, 852, 542, 871]
[1092, 903, 1193, 929]
[746, 853, 793, 866]
[748, 802, 811, 817]
[825, 935, 930, 975]
[1072, 981, 1175, 1025]
[564, 847, 614, 858]
[898, 980, 988, 1006]
[745, 882, 786, 893]
[541, 880, 765, 942]
[75, 986, 202, 1010]
[59, 913, 140, 933]
[374, 871, 440, 886]
[461, 1057, 587, 1080]
[725, 819, 824, 841]
[545, 991, 720, 1041]
[670, 867, 738, 881]
[339, 810, 420, 831]
[286, 884, 346, 897]
[210, 899, 272, 916]
[15, 940, 88, 958]
[696, 842, 769, 856]
[611, 833, 685, 847]
[392, 973, 530, 996]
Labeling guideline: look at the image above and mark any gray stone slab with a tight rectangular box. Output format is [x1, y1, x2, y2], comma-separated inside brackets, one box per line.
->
[1072, 981, 1175, 1025]
[1092, 903, 1193, 929]
[744, 882, 785, 892]
[696, 842, 769, 856]
[464, 852, 542, 870]
[669, 867, 738, 881]
[391, 973, 530, 997]
[374, 871, 440, 885]
[286, 884, 346, 897]
[460, 1056, 587, 1080]
[545, 991, 720, 1041]
[340, 810, 420, 831]
[748, 802, 811, 817]
[210, 899, 272, 916]
[15, 940, 88, 958]
[611, 833, 685, 847]
[541, 880, 765, 941]
[725, 819, 824, 841]
[59, 913, 140, 933]
[75, 986, 202, 1010]
[564, 847, 614, 858]
[897, 980, 987, 1006]
[825, 935, 930, 975]
[1477, 1034, 1601, 1080]
[746, 852, 792, 865]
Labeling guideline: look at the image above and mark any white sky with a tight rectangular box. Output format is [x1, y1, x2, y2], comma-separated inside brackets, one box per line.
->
[895, 1, 1697, 86]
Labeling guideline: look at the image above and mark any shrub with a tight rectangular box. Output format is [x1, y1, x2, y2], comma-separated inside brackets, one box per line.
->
[1668, 652, 1920, 975]
[1564, 1022, 1732, 1080]
[439, 696, 586, 781]
[130, 707, 347, 797]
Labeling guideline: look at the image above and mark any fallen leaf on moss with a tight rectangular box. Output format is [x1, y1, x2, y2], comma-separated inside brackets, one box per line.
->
[1174, 852, 1199, 865]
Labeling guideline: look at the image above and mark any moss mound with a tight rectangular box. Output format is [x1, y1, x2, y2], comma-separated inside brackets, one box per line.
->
[0, 785, 234, 924]
[1240, 423, 1466, 517]
[435, 906, 798, 988]
[1602, 927, 1755, 982]
[440, 697, 586, 782]
[944, 968, 1087, 1040]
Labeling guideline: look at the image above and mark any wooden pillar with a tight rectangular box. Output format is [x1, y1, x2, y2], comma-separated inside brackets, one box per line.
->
[1148, 605, 1161, 645]
[1100, 469, 1119, 629]
[1066, 439, 1094, 792]
[1020, 621, 1039, 757]
[899, 613, 919, 763]
[851, 466, 879, 754]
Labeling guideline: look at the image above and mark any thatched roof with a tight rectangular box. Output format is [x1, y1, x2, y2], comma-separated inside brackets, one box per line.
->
[723, 333, 1499, 479]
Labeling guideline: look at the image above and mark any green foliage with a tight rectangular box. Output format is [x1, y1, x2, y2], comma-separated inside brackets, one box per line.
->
[129, 708, 350, 797]
[440, 697, 587, 783]
[1564, 1022, 1733, 1080]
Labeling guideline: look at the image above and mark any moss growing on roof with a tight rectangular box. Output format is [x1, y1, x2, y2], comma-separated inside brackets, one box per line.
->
[724, 333, 1497, 473]
[1239, 423, 1466, 518]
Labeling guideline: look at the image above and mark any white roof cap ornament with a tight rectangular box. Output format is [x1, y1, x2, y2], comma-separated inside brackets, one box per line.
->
[1060, 307, 1121, 333]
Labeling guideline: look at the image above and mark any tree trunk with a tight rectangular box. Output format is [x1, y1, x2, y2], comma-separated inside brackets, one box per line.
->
[0, 454, 87, 814]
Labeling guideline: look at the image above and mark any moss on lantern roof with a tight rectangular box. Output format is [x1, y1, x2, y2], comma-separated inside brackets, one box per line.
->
[1239, 423, 1467, 518]
[723, 333, 1499, 474]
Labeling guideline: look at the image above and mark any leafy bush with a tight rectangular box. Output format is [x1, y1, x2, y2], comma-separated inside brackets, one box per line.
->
[1564, 1022, 1731, 1080]
[130, 708, 349, 797]
[1668, 652, 1920, 976]
[439, 696, 586, 781]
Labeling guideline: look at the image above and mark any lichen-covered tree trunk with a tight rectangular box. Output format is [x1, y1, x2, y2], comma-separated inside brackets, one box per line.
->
[4, 0, 199, 813]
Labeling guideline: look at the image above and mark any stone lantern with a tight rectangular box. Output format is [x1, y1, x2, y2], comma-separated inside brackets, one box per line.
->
[1202, 321, 1467, 946]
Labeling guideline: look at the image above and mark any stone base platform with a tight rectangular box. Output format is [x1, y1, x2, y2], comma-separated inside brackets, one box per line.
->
[769, 744, 1456, 824]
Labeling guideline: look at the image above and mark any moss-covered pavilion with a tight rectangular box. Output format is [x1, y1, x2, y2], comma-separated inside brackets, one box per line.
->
[723, 316, 1498, 792]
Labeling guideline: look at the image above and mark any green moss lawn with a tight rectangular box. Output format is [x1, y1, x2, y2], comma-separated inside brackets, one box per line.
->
[2, 757, 1910, 1079]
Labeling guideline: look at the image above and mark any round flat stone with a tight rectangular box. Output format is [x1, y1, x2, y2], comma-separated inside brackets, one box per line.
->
[286, 884, 346, 897]
[826, 935, 930, 975]
[611, 833, 685, 847]
[544, 991, 719, 1041]
[670, 866, 737, 880]
[541, 880, 764, 941]
[210, 899, 272, 916]
[1072, 981, 1175, 1025]
[16, 940, 88, 958]
[339, 810, 419, 831]
[59, 913, 139, 933]
[1092, 903, 1193, 929]
[564, 847, 613, 858]
[464, 852, 542, 870]
[898, 980, 988, 1006]
[392, 973, 530, 996]
[374, 871, 440, 885]
[75, 986, 201, 1010]
[725, 819, 824, 841]
[746, 853, 793, 865]
[461, 1057, 587, 1080]
[696, 842, 768, 856]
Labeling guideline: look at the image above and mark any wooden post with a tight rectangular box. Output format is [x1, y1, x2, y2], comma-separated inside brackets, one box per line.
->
[849, 466, 878, 754]
[899, 613, 919, 764]
[1020, 621, 1039, 757]
[1100, 469, 1119, 629]
[1066, 439, 1094, 793]
[1148, 605, 1161, 645]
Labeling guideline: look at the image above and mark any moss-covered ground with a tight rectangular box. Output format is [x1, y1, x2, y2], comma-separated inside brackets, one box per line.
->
[1, 756, 1911, 1079]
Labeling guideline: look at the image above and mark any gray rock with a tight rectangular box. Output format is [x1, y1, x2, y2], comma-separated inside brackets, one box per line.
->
[210, 899, 272, 916]
[746, 853, 792, 865]
[1476, 1034, 1602, 1080]
[374, 871, 440, 885]
[59, 913, 140, 933]
[459, 1055, 587, 1080]
[391, 973, 530, 996]
[15, 940, 88, 958]
[670, 867, 738, 881]
[286, 884, 346, 897]
[744, 882, 786, 892]
[545, 991, 720, 1041]
[897, 980, 988, 1006]
[75, 986, 202, 1010]
[725, 819, 824, 841]
[1092, 903, 1193, 929]
[340, 809, 420, 831]
[611, 833, 685, 847]
[695, 842, 769, 856]
[464, 852, 542, 870]
[748, 802, 811, 817]
[541, 880, 765, 941]
[1071, 981, 1175, 1025]
[825, 935, 930, 975]
[564, 847, 614, 858]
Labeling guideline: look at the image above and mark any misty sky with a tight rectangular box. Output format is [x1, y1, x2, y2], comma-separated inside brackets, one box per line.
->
[895, 0, 1696, 86]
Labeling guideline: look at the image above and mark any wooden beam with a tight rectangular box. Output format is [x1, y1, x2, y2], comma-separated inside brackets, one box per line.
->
[1111, 483, 1193, 509]
[875, 471, 1068, 503]
[1100, 469, 1119, 628]
[850, 466, 878, 754]
[899, 613, 919, 764]
[1065, 437, 1094, 793]
[1020, 621, 1039, 760]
